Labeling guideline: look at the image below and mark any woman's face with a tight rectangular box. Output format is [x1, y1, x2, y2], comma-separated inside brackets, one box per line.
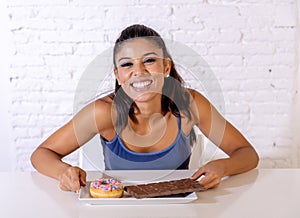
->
[114, 38, 171, 103]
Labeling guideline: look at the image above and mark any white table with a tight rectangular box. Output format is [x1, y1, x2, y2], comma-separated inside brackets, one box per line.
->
[1, 169, 299, 218]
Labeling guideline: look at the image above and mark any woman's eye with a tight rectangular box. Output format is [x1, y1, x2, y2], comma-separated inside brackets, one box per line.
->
[144, 58, 156, 64]
[120, 62, 133, 68]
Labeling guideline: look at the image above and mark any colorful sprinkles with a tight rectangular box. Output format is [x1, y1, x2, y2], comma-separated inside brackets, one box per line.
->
[91, 178, 123, 192]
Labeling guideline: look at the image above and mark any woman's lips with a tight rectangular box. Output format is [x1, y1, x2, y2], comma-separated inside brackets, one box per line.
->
[130, 80, 153, 89]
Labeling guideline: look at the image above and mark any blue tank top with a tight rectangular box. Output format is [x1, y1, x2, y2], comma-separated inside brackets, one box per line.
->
[100, 116, 191, 170]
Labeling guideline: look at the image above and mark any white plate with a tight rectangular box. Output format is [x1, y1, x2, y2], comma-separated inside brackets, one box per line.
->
[78, 181, 198, 205]
[79, 170, 199, 205]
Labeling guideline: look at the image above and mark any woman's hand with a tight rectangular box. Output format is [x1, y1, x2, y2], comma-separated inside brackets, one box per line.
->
[58, 166, 87, 192]
[191, 160, 226, 189]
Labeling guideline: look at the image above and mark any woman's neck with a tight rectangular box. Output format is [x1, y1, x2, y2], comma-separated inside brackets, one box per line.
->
[133, 94, 163, 120]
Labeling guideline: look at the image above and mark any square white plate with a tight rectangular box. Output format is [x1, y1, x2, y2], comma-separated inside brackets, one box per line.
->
[78, 181, 198, 205]
[78, 171, 197, 205]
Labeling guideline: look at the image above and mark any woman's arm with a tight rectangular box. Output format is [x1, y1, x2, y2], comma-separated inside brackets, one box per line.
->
[31, 98, 113, 192]
[189, 90, 259, 189]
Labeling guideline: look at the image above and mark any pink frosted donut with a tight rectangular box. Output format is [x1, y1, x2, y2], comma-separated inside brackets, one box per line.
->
[90, 178, 124, 198]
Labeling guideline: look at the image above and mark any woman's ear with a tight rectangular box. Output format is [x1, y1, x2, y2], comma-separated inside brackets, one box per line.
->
[164, 58, 171, 77]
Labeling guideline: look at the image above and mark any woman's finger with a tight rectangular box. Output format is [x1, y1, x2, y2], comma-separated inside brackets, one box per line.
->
[197, 171, 221, 189]
[201, 177, 221, 189]
[59, 182, 69, 191]
[191, 166, 206, 180]
[69, 168, 81, 192]
[79, 169, 87, 187]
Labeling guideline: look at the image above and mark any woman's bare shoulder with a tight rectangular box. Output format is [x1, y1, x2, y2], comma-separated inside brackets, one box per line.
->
[73, 94, 114, 129]
[186, 88, 213, 123]
[94, 94, 114, 107]
[93, 93, 115, 117]
[93, 94, 116, 130]
[187, 88, 211, 108]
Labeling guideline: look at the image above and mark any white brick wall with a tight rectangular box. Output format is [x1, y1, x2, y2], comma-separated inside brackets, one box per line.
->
[3, 0, 299, 171]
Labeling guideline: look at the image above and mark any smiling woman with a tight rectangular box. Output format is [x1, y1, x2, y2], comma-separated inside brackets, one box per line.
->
[30, 24, 259, 192]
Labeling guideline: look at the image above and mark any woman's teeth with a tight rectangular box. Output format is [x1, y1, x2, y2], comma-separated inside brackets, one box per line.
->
[131, 80, 152, 88]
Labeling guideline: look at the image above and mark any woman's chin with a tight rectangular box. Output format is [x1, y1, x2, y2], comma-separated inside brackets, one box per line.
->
[124, 86, 162, 103]
[133, 93, 158, 103]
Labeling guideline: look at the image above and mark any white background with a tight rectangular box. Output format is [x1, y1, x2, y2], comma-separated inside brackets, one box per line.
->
[0, 0, 13, 171]
[0, 0, 299, 171]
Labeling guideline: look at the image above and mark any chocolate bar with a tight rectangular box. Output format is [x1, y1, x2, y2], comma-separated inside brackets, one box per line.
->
[124, 178, 205, 199]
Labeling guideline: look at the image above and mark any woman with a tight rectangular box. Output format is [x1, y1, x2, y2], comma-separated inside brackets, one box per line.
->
[31, 24, 259, 192]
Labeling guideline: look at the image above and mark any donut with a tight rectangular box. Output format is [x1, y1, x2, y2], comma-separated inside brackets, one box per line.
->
[89, 178, 124, 198]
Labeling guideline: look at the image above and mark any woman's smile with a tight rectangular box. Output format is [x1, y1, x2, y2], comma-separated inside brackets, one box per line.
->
[130, 79, 153, 90]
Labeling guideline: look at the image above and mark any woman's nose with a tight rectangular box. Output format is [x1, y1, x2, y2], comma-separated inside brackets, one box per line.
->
[132, 60, 146, 76]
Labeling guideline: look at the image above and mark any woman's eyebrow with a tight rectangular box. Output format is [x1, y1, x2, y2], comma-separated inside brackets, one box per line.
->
[118, 57, 131, 63]
[143, 52, 158, 57]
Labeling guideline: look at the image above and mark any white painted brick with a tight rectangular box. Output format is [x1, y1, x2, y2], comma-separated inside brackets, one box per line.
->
[7, 0, 68, 6]
[10, 29, 38, 44]
[242, 42, 275, 55]
[226, 114, 250, 131]
[31, 115, 71, 128]
[139, 0, 205, 4]
[4, 0, 299, 171]
[71, 0, 138, 6]
[173, 29, 242, 43]
[249, 109, 290, 126]
[184, 43, 208, 56]
[42, 102, 73, 115]
[202, 14, 246, 29]
[15, 42, 73, 56]
[219, 79, 241, 91]
[39, 30, 106, 43]
[225, 103, 250, 115]
[7, 7, 40, 20]
[203, 55, 243, 67]
[43, 55, 93, 67]
[171, 15, 205, 31]
[207, 0, 240, 3]
[173, 4, 238, 19]
[11, 101, 43, 115]
[209, 44, 243, 55]
[13, 127, 42, 138]
[246, 16, 274, 29]
[11, 115, 30, 127]
[271, 28, 296, 41]
[10, 78, 43, 92]
[105, 5, 172, 19]
[9, 19, 72, 31]
[240, 79, 282, 91]
[251, 90, 292, 104]
[211, 66, 249, 80]
[11, 90, 74, 103]
[10, 54, 44, 67]
[244, 54, 295, 66]
[242, 29, 273, 42]
[274, 4, 297, 27]
[41, 79, 77, 92]
[239, 4, 276, 17]
[71, 19, 104, 31]
[72, 42, 110, 56]
[35, 6, 106, 20]
[275, 41, 297, 53]
[240, 66, 295, 79]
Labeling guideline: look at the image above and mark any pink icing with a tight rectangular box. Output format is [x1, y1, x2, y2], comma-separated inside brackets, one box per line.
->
[91, 178, 123, 192]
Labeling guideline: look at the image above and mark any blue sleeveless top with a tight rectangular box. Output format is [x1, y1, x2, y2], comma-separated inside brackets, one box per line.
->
[100, 116, 191, 170]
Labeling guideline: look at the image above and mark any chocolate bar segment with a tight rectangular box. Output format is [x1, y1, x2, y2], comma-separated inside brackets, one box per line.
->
[125, 178, 205, 199]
